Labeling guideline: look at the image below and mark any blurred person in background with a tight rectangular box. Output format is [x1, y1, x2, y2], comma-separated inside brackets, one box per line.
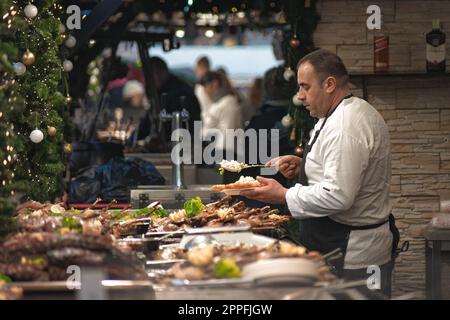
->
[137, 56, 201, 141]
[194, 56, 212, 126]
[97, 80, 149, 142]
[242, 77, 263, 126]
[200, 71, 243, 157]
[216, 67, 244, 104]
[244, 66, 297, 163]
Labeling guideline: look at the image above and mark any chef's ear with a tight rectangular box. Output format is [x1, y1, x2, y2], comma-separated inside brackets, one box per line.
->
[323, 76, 337, 93]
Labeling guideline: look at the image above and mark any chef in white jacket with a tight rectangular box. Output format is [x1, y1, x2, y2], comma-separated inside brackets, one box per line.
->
[241, 49, 399, 297]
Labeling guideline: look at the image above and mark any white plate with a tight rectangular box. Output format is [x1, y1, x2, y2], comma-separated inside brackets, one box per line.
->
[185, 225, 251, 234]
[241, 258, 319, 285]
[221, 188, 256, 195]
[179, 232, 275, 249]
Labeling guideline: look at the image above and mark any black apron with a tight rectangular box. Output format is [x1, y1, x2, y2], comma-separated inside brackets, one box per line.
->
[296, 94, 399, 275]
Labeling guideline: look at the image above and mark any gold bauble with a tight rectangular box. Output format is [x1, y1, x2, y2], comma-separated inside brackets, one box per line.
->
[22, 50, 35, 66]
[294, 145, 304, 157]
[47, 126, 57, 137]
[290, 127, 297, 142]
[64, 143, 73, 154]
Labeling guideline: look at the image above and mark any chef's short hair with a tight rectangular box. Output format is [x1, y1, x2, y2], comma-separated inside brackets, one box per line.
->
[297, 49, 349, 85]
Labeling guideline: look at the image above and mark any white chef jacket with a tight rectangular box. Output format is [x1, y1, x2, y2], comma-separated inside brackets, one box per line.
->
[285, 96, 393, 269]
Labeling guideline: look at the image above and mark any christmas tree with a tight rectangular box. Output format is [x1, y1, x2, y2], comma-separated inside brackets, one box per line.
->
[0, 0, 70, 221]
[280, 0, 320, 156]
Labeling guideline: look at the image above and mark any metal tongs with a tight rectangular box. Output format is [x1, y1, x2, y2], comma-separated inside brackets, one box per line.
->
[320, 248, 344, 266]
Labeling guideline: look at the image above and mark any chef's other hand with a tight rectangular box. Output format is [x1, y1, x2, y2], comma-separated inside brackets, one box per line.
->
[239, 176, 287, 205]
[266, 155, 301, 179]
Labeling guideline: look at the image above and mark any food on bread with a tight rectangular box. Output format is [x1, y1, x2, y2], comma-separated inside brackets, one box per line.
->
[210, 176, 261, 191]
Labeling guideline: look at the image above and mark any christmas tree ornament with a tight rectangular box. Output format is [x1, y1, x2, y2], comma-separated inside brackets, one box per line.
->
[283, 67, 295, 81]
[65, 35, 77, 48]
[47, 126, 57, 137]
[58, 23, 66, 34]
[281, 114, 294, 127]
[290, 35, 300, 48]
[65, 95, 72, 104]
[102, 48, 112, 58]
[63, 60, 73, 72]
[24, 3, 38, 19]
[89, 76, 98, 85]
[30, 129, 44, 143]
[290, 127, 296, 142]
[13, 62, 26, 76]
[64, 143, 73, 154]
[292, 93, 303, 106]
[294, 145, 304, 157]
[22, 49, 35, 66]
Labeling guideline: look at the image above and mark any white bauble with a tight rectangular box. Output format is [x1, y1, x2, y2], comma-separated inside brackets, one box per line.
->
[24, 4, 38, 19]
[65, 35, 77, 48]
[13, 62, 26, 76]
[63, 60, 73, 72]
[89, 76, 98, 85]
[102, 48, 112, 58]
[59, 23, 66, 34]
[292, 93, 303, 106]
[283, 67, 295, 81]
[30, 129, 44, 143]
[91, 67, 100, 76]
[281, 114, 294, 127]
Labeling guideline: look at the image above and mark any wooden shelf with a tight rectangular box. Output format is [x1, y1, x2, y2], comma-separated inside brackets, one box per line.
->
[349, 71, 450, 78]
[348, 72, 450, 99]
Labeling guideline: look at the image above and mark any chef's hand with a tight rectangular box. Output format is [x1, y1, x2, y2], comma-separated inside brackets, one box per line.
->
[266, 155, 301, 179]
[239, 177, 288, 205]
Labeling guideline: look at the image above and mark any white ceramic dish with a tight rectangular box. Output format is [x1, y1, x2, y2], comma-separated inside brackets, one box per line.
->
[241, 258, 319, 285]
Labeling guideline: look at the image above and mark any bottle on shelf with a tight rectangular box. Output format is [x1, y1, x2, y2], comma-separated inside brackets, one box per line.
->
[426, 19, 446, 72]
[374, 34, 389, 72]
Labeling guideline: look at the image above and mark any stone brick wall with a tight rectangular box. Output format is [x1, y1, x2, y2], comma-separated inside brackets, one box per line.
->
[313, 0, 450, 298]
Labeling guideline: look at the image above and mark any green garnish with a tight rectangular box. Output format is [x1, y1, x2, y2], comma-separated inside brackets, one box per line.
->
[50, 212, 62, 217]
[153, 208, 168, 218]
[31, 257, 45, 265]
[133, 207, 151, 216]
[120, 208, 151, 221]
[218, 167, 225, 175]
[183, 197, 205, 218]
[66, 208, 81, 214]
[59, 216, 82, 233]
[62, 216, 81, 228]
[0, 274, 12, 283]
[213, 258, 241, 278]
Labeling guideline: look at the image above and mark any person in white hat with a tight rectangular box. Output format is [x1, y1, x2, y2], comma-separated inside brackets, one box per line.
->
[97, 80, 149, 142]
[123, 80, 145, 108]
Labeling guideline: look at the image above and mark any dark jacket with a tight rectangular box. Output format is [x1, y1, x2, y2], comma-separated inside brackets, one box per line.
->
[137, 75, 201, 140]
